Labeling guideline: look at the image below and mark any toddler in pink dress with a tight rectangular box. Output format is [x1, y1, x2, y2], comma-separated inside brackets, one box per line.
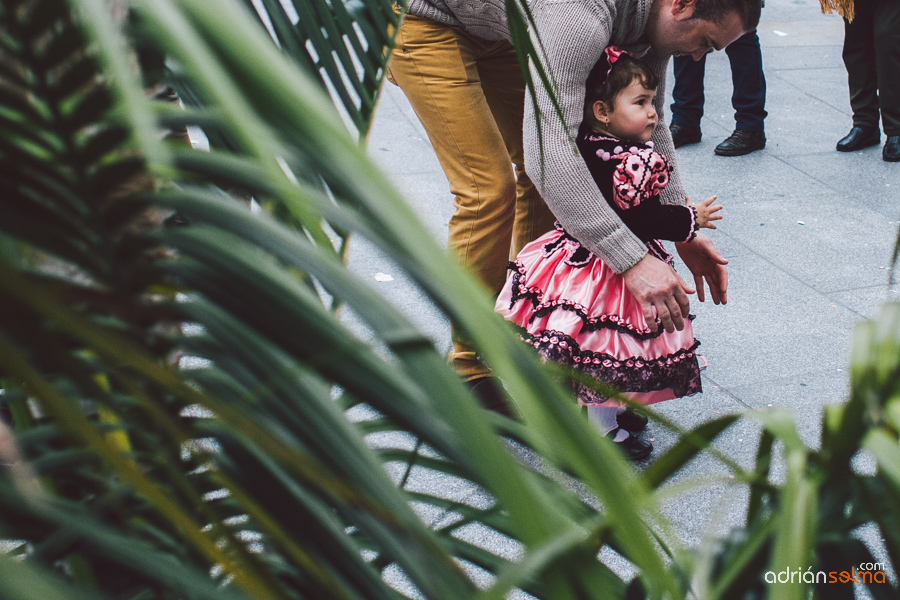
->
[496, 47, 722, 460]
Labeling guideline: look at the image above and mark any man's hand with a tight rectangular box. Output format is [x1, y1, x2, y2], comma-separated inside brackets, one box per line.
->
[674, 233, 728, 304]
[623, 254, 695, 333]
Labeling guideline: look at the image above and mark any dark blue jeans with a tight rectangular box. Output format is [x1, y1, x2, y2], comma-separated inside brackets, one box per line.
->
[670, 30, 767, 132]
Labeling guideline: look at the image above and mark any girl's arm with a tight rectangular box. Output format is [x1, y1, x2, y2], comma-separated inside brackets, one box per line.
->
[589, 144, 722, 242]
[615, 197, 721, 243]
[616, 202, 697, 242]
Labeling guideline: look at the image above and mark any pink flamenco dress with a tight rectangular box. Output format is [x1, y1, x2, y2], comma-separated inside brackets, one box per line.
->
[495, 132, 703, 407]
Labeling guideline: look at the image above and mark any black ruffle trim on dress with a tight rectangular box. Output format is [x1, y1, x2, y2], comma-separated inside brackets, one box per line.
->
[506, 261, 693, 341]
[524, 329, 702, 398]
[541, 223, 594, 266]
[528, 299, 665, 341]
[506, 260, 543, 307]
[646, 239, 673, 264]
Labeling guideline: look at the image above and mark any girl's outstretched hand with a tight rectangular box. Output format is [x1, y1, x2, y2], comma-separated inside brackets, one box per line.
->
[688, 195, 723, 229]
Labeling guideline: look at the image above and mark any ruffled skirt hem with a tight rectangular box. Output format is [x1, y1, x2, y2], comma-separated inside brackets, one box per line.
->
[496, 226, 702, 406]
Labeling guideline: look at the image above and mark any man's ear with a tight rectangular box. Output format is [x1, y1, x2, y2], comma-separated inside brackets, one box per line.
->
[670, 0, 696, 18]
[592, 101, 611, 124]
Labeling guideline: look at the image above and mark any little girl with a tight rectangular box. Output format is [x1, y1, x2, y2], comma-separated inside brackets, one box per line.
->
[496, 47, 722, 460]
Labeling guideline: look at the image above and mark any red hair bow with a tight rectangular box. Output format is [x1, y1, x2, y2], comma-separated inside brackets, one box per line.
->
[599, 46, 632, 84]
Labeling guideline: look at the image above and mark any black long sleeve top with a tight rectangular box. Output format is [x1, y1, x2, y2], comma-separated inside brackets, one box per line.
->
[576, 130, 698, 246]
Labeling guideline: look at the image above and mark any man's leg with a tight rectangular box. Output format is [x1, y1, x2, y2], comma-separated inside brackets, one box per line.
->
[873, 0, 900, 136]
[873, 0, 900, 161]
[726, 30, 767, 133]
[669, 55, 706, 147]
[842, 3, 880, 131]
[387, 16, 519, 380]
[713, 30, 767, 156]
[670, 55, 706, 127]
[474, 43, 556, 257]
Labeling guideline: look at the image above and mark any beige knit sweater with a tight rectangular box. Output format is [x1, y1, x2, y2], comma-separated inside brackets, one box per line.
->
[405, 0, 686, 273]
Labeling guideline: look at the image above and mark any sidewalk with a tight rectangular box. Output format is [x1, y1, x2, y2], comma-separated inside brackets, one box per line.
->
[356, 0, 899, 594]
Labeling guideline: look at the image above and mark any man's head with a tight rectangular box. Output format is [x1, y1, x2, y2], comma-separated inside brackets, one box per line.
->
[646, 0, 761, 61]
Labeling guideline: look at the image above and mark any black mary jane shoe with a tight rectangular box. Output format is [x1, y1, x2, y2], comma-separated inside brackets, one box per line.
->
[884, 136, 900, 162]
[606, 428, 653, 461]
[836, 126, 880, 152]
[616, 408, 649, 433]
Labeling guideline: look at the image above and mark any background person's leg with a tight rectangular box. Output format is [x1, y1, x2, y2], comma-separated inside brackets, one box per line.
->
[713, 30, 767, 156]
[873, 0, 900, 161]
[872, 0, 900, 137]
[387, 16, 518, 380]
[726, 30, 767, 133]
[670, 54, 707, 128]
[842, 2, 880, 130]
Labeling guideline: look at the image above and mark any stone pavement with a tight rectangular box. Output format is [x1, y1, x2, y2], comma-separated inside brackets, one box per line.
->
[352, 0, 900, 595]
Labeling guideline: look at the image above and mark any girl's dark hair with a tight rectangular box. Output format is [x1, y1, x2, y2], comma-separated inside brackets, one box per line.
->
[583, 53, 659, 127]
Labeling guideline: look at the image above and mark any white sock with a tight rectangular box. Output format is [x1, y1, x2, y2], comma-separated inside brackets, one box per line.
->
[611, 428, 630, 442]
[587, 406, 620, 435]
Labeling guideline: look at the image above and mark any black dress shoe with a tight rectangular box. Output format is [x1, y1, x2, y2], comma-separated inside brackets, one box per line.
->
[715, 129, 766, 156]
[606, 428, 653, 461]
[670, 122, 702, 148]
[836, 126, 880, 152]
[617, 408, 648, 433]
[884, 136, 900, 162]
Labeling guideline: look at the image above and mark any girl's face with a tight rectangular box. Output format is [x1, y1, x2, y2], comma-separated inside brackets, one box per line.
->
[594, 78, 658, 142]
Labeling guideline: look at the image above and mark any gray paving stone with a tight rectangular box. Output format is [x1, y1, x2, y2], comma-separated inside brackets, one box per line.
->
[683, 251, 859, 387]
[723, 372, 850, 449]
[830, 285, 900, 320]
[777, 151, 900, 219]
[715, 193, 895, 293]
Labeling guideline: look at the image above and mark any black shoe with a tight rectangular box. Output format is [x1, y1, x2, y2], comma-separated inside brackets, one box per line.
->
[617, 408, 648, 433]
[836, 126, 880, 152]
[670, 122, 702, 148]
[466, 377, 516, 418]
[715, 129, 766, 156]
[606, 428, 653, 461]
[884, 136, 900, 162]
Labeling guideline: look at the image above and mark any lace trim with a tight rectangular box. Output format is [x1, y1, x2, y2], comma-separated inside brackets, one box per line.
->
[646, 239, 673, 264]
[685, 206, 699, 242]
[541, 222, 594, 266]
[505, 261, 696, 340]
[524, 329, 702, 398]
[506, 260, 543, 308]
[528, 299, 663, 340]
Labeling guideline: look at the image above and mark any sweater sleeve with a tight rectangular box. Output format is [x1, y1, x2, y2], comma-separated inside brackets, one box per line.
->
[523, 0, 649, 273]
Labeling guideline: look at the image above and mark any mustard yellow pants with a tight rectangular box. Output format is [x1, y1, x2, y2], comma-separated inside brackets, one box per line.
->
[387, 14, 555, 380]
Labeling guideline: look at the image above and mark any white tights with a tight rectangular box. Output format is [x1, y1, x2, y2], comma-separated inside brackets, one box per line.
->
[586, 406, 629, 441]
